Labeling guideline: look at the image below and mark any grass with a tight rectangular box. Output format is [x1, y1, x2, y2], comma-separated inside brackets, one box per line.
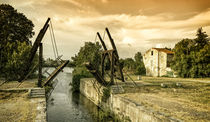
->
[0, 91, 37, 122]
[0, 79, 45, 122]
[0, 79, 37, 89]
[119, 76, 210, 121]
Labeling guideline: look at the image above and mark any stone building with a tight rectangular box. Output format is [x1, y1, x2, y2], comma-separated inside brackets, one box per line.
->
[143, 48, 174, 77]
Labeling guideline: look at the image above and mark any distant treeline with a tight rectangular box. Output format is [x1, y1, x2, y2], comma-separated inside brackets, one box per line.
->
[43, 58, 74, 67]
[69, 42, 146, 76]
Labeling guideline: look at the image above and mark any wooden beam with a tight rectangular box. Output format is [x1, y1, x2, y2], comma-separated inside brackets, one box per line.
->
[43, 60, 69, 86]
[38, 43, 43, 87]
[97, 32, 107, 51]
[18, 18, 50, 82]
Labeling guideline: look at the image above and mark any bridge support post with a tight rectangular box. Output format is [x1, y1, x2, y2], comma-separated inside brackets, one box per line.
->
[38, 43, 43, 87]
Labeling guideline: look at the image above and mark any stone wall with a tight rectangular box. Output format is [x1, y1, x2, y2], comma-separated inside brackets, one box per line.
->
[143, 48, 172, 77]
[80, 78, 179, 122]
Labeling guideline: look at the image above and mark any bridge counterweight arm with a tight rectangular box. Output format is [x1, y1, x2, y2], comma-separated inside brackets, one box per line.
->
[105, 27, 119, 58]
[18, 18, 50, 82]
[97, 32, 107, 51]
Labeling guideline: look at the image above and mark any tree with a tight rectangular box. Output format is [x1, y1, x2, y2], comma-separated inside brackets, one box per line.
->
[171, 39, 193, 77]
[71, 42, 102, 92]
[171, 28, 209, 78]
[120, 52, 146, 75]
[71, 42, 102, 67]
[4, 42, 38, 80]
[122, 58, 135, 71]
[0, 4, 34, 44]
[134, 52, 146, 75]
[0, 4, 35, 80]
[71, 41, 102, 75]
[43, 58, 61, 67]
[195, 27, 208, 50]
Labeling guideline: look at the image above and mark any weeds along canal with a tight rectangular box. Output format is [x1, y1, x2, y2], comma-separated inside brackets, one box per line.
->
[45, 67, 113, 122]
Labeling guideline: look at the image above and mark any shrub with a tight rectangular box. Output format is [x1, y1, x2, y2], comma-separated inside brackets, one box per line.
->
[71, 66, 92, 92]
[102, 87, 111, 102]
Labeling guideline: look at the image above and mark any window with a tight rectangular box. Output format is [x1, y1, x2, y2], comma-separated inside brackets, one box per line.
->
[151, 51, 153, 56]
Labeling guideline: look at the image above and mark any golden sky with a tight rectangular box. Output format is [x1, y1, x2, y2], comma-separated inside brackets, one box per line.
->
[1, 0, 210, 59]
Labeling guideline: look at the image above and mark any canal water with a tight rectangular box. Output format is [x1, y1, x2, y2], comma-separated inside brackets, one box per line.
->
[45, 67, 112, 122]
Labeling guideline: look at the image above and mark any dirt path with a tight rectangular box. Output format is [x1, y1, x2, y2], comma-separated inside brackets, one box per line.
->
[0, 91, 37, 121]
[0, 80, 46, 122]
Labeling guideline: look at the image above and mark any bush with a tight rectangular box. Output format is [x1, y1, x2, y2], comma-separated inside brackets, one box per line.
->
[71, 74, 84, 92]
[102, 87, 111, 102]
[3, 42, 38, 80]
[71, 66, 92, 92]
[161, 71, 174, 77]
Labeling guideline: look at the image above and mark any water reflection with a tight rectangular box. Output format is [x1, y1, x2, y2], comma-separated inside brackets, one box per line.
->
[46, 67, 113, 122]
[71, 92, 114, 122]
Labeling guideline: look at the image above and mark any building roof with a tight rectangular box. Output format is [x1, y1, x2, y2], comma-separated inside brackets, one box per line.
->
[144, 48, 174, 55]
[152, 48, 174, 54]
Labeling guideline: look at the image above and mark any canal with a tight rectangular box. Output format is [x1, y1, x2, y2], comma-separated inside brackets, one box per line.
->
[45, 67, 113, 122]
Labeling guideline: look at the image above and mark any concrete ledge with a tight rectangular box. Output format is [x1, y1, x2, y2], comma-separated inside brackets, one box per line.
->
[0, 88, 29, 92]
[80, 78, 181, 122]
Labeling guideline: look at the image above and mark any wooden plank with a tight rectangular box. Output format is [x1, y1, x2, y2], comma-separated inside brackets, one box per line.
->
[43, 60, 69, 86]
[84, 62, 108, 86]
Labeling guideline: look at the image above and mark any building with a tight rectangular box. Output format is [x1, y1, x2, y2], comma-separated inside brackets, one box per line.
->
[143, 48, 174, 77]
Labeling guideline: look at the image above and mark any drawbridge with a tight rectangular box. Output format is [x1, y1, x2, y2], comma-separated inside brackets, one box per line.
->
[85, 28, 138, 88]
[18, 17, 69, 88]
[85, 28, 125, 86]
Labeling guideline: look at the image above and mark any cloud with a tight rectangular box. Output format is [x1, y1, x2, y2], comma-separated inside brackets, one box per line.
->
[101, 0, 108, 3]
[1, 0, 210, 59]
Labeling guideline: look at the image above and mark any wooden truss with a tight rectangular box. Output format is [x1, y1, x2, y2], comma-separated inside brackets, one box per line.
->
[85, 28, 125, 86]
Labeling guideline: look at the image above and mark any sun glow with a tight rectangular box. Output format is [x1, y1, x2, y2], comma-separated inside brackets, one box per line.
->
[122, 37, 134, 44]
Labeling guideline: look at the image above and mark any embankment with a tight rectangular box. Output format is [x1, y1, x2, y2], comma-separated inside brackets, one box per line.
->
[80, 78, 180, 122]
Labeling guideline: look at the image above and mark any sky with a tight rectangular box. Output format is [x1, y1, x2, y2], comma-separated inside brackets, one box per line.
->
[1, 0, 210, 59]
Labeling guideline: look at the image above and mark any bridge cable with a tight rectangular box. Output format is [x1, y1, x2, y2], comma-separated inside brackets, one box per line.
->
[49, 20, 59, 58]
[16, 63, 39, 87]
[123, 70, 138, 87]
[49, 25, 57, 59]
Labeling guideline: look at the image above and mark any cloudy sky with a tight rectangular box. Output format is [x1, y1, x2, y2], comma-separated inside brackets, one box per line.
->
[1, 0, 210, 59]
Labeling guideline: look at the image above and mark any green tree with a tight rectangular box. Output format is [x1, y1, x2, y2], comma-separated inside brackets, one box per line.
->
[122, 58, 135, 71]
[71, 42, 102, 69]
[43, 58, 61, 67]
[195, 27, 208, 50]
[0, 4, 36, 80]
[171, 28, 209, 78]
[134, 52, 146, 75]
[120, 52, 146, 75]
[0, 4, 34, 44]
[196, 44, 210, 77]
[3, 42, 37, 80]
[171, 39, 193, 77]
[71, 42, 102, 92]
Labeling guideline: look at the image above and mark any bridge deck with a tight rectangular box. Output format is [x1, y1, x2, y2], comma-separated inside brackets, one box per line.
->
[43, 60, 69, 86]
